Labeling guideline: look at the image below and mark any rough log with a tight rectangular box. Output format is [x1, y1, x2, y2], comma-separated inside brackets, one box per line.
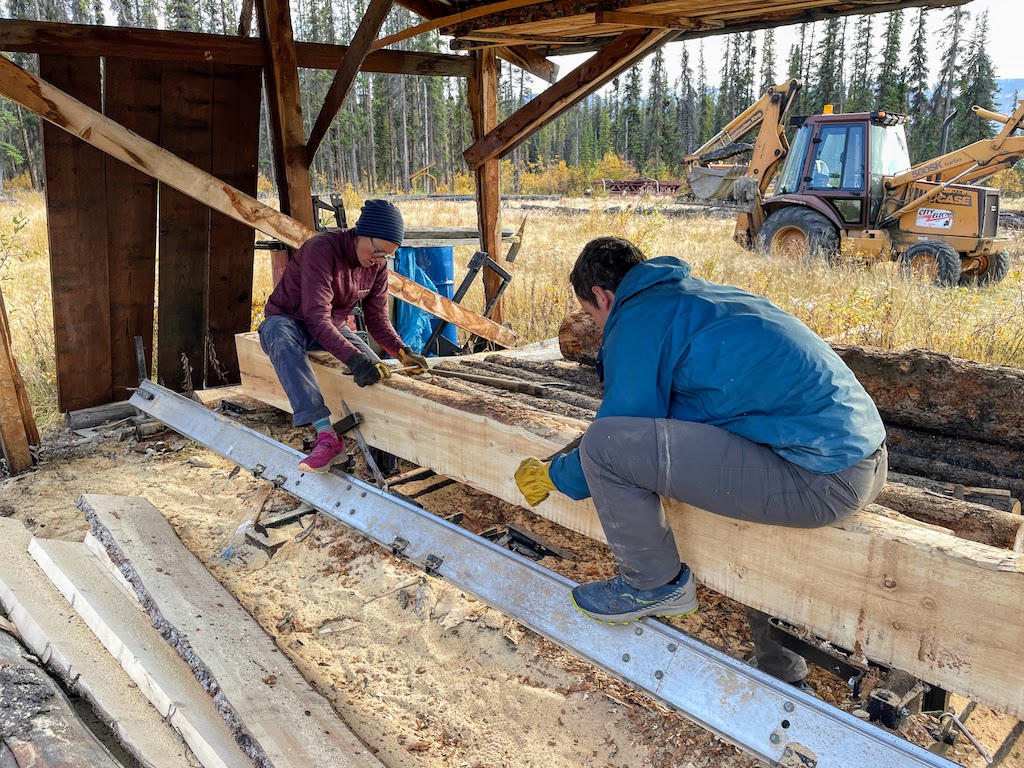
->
[887, 453, 1024, 504]
[0, 55, 516, 349]
[557, 310, 600, 367]
[875, 481, 1023, 550]
[0, 630, 122, 768]
[831, 345, 1024, 448]
[237, 331, 1024, 719]
[885, 424, 1024, 482]
[889, 471, 1021, 514]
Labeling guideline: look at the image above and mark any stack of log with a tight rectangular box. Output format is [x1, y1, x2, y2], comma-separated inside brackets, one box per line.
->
[557, 310, 1024, 551]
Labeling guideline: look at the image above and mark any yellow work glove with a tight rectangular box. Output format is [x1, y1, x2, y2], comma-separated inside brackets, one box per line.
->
[398, 345, 430, 374]
[514, 457, 556, 507]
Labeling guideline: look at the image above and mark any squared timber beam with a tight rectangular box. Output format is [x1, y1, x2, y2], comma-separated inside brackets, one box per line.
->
[306, 0, 395, 162]
[464, 28, 670, 170]
[0, 55, 516, 348]
[236, 330, 1024, 721]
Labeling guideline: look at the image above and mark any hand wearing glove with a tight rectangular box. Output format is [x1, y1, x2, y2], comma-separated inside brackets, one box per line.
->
[348, 354, 392, 387]
[514, 457, 556, 507]
[398, 345, 430, 374]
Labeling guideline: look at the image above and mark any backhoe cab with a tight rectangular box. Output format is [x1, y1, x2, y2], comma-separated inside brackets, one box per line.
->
[684, 80, 1024, 286]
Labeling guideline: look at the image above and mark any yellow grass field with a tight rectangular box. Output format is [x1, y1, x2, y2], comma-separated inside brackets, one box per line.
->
[3, 190, 1024, 432]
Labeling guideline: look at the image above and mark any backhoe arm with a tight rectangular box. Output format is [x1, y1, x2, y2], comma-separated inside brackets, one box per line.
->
[683, 79, 801, 200]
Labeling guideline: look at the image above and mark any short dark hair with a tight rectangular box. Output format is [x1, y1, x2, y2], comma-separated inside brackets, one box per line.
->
[569, 236, 647, 304]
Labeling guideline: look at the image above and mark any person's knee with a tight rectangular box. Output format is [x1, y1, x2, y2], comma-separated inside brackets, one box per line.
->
[579, 418, 624, 467]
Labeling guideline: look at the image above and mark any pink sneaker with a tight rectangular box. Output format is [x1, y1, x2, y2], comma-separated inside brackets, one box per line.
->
[298, 432, 346, 473]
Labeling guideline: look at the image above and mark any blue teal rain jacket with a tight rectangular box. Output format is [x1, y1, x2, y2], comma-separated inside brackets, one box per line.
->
[548, 257, 886, 500]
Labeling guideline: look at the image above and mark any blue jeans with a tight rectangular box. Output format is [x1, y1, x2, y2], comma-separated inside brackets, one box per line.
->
[257, 314, 380, 426]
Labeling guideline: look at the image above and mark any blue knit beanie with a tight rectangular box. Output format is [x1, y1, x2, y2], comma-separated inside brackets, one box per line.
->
[354, 199, 404, 246]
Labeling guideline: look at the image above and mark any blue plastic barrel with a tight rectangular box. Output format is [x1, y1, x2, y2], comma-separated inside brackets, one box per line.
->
[409, 246, 458, 346]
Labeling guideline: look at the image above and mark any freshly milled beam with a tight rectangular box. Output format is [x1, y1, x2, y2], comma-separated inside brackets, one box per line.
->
[0, 55, 516, 349]
[236, 331, 1024, 719]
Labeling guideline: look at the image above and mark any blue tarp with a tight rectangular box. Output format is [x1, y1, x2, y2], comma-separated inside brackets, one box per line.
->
[391, 249, 437, 355]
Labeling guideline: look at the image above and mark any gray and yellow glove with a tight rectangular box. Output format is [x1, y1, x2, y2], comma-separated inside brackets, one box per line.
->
[514, 457, 555, 507]
[398, 345, 430, 374]
[348, 354, 391, 387]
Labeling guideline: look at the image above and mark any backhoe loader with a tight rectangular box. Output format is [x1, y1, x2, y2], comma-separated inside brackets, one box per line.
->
[683, 79, 1024, 285]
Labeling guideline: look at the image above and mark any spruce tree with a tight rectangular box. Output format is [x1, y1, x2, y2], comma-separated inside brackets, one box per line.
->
[874, 10, 904, 112]
[952, 11, 1000, 147]
[905, 9, 935, 160]
[621, 65, 644, 173]
[759, 29, 777, 93]
[932, 6, 970, 135]
[646, 49, 673, 174]
[845, 15, 874, 113]
[808, 19, 843, 112]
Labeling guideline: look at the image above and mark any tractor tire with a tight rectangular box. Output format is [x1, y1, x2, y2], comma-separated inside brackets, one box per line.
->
[959, 250, 1011, 286]
[898, 241, 962, 286]
[757, 207, 839, 263]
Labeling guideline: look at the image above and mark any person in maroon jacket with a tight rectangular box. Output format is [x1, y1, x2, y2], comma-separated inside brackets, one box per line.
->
[258, 199, 429, 473]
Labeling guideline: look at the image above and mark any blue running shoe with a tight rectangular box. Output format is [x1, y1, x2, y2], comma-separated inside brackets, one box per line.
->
[571, 565, 698, 624]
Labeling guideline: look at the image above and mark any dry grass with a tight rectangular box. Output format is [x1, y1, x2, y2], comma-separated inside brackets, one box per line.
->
[4, 192, 1024, 435]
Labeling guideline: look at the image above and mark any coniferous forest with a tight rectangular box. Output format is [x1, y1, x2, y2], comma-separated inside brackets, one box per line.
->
[0, 1, 1020, 197]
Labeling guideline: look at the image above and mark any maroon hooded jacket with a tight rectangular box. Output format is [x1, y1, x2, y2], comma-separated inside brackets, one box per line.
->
[264, 229, 404, 364]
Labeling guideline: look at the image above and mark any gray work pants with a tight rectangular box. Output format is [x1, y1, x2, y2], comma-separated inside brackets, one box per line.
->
[579, 417, 887, 682]
[258, 314, 380, 426]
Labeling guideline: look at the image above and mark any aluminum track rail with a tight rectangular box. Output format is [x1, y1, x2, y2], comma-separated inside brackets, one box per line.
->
[130, 380, 957, 768]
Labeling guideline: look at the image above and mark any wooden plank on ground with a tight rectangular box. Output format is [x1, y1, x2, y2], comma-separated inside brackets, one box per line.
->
[0, 627, 123, 768]
[208, 64, 261, 386]
[81, 493, 385, 768]
[104, 57, 161, 401]
[235, 331, 1024, 719]
[0, 519, 195, 768]
[28, 536, 254, 768]
[158, 62, 213, 392]
[39, 54, 112, 413]
[0, 55, 516, 349]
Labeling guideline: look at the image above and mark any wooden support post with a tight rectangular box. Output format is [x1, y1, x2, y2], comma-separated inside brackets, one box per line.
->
[468, 49, 504, 325]
[0, 288, 36, 474]
[257, 0, 313, 229]
[464, 29, 669, 170]
[0, 55, 516, 348]
[306, 0, 395, 162]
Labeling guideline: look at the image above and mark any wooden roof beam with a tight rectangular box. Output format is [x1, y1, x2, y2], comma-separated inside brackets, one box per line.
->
[371, 0, 559, 83]
[0, 20, 474, 77]
[306, 0, 395, 163]
[594, 10, 706, 29]
[464, 28, 669, 170]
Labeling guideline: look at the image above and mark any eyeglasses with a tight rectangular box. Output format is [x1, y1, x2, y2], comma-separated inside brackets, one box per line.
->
[369, 238, 391, 259]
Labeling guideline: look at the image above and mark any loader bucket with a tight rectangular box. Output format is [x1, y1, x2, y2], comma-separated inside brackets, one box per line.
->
[685, 164, 749, 200]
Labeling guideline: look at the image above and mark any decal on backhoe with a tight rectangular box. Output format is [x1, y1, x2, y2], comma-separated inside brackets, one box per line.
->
[916, 208, 954, 228]
[935, 190, 974, 207]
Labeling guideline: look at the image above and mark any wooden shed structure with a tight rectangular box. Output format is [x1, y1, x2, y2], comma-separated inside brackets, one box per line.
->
[0, 0, 964, 420]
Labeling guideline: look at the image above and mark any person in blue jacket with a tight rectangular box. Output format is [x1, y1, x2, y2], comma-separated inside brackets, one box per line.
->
[514, 236, 887, 690]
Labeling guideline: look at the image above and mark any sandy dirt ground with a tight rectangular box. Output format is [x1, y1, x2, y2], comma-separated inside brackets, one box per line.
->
[1, 408, 1021, 768]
